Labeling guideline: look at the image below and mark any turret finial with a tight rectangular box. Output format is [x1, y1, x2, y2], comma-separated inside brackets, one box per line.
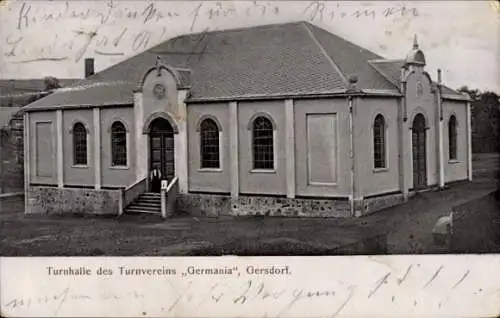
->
[156, 56, 162, 76]
[413, 34, 419, 49]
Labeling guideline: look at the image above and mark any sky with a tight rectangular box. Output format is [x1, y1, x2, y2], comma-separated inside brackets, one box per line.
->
[0, 0, 499, 92]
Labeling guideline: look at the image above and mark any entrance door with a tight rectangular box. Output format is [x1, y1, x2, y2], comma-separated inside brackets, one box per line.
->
[412, 114, 427, 189]
[149, 118, 175, 185]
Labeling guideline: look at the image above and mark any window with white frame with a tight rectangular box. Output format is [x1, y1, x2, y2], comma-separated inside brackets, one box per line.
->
[373, 114, 386, 169]
[73, 122, 87, 165]
[448, 115, 458, 160]
[111, 121, 127, 166]
[252, 116, 274, 170]
[199, 118, 220, 169]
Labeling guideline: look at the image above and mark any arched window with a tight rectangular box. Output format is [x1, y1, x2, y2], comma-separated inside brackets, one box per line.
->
[199, 118, 220, 169]
[252, 116, 274, 170]
[111, 121, 127, 166]
[373, 114, 386, 169]
[73, 123, 87, 165]
[448, 115, 457, 160]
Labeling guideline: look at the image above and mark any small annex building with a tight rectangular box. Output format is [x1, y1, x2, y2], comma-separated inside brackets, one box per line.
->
[22, 21, 472, 217]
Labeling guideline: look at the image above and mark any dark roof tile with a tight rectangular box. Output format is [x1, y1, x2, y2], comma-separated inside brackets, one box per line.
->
[24, 21, 460, 109]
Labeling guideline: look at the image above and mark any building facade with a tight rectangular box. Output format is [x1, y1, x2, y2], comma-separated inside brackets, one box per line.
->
[22, 22, 472, 217]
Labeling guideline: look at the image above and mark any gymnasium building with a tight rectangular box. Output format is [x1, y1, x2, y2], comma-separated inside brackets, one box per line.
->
[22, 21, 472, 217]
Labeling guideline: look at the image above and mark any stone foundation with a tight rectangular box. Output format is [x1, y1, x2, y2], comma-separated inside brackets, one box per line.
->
[27, 186, 121, 215]
[177, 194, 231, 217]
[178, 193, 352, 218]
[178, 192, 409, 218]
[360, 192, 407, 216]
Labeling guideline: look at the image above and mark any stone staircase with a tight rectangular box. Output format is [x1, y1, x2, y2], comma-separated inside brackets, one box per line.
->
[124, 192, 161, 215]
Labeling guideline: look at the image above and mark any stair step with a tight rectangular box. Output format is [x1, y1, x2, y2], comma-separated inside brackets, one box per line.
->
[137, 201, 160, 206]
[133, 202, 161, 207]
[142, 193, 161, 197]
[127, 204, 161, 211]
[139, 194, 161, 198]
[138, 197, 161, 202]
[125, 208, 161, 215]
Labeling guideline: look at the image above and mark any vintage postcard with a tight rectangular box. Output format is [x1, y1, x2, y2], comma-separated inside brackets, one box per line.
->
[0, 0, 499, 317]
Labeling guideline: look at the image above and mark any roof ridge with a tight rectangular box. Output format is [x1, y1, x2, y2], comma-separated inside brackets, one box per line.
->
[167, 20, 307, 42]
[304, 22, 384, 60]
[301, 21, 348, 86]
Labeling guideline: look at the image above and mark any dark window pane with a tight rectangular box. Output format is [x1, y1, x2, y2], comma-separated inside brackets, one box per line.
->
[200, 119, 220, 169]
[73, 123, 87, 165]
[373, 114, 386, 169]
[252, 116, 274, 170]
[111, 121, 127, 166]
[449, 116, 457, 160]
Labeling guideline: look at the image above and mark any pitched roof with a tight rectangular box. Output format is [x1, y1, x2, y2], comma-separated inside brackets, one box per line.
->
[24, 21, 462, 110]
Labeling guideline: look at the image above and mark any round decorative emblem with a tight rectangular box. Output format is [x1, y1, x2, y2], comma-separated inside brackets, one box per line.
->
[153, 84, 166, 100]
[416, 82, 423, 98]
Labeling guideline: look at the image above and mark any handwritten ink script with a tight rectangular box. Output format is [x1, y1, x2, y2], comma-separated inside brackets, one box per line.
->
[1, 261, 497, 317]
[1, 1, 420, 65]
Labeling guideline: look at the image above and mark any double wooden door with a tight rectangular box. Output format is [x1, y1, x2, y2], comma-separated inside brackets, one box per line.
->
[149, 118, 175, 184]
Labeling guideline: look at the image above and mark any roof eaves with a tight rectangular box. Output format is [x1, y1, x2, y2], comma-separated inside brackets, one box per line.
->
[187, 90, 348, 103]
[186, 89, 402, 103]
[442, 94, 471, 102]
[359, 89, 403, 97]
[300, 22, 348, 86]
[23, 102, 133, 112]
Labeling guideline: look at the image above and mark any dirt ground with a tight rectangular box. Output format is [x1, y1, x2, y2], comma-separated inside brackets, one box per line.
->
[1, 153, 499, 256]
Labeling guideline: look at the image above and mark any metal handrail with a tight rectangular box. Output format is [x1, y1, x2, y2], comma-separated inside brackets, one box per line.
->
[125, 176, 148, 192]
[166, 176, 179, 192]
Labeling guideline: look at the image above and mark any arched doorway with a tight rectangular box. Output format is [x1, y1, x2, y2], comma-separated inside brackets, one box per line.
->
[149, 118, 175, 187]
[412, 113, 427, 189]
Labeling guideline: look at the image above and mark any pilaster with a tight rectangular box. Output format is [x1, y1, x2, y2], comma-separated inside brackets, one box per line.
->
[134, 91, 147, 182]
[285, 99, 295, 199]
[93, 107, 101, 189]
[229, 101, 239, 199]
[23, 112, 30, 213]
[56, 110, 64, 188]
[466, 100, 473, 181]
[437, 70, 445, 189]
[176, 90, 189, 193]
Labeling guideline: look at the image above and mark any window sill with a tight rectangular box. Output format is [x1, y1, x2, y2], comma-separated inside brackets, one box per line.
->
[110, 165, 129, 170]
[250, 169, 276, 174]
[198, 168, 223, 173]
[373, 168, 389, 173]
[448, 160, 460, 164]
[72, 165, 89, 169]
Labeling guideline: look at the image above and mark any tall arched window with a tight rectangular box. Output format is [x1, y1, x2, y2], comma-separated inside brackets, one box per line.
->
[73, 123, 87, 165]
[200, 118, 220, 169]
[448, 115, 457, 160]
[111, 121, 127, 166]
[373, 114, 386, 169]
[252, 116, 274, 170]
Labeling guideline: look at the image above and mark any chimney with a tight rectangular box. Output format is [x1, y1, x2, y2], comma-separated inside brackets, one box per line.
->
[85, 58, 95, 78]
[437, 68, 442, 84]
[347, 74, 359, 91]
